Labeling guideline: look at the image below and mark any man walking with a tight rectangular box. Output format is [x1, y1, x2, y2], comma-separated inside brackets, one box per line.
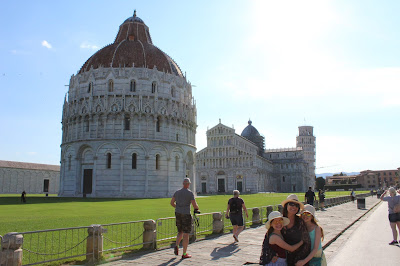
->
[305, 186, 316, 206]
[225, 190, 248, 242]
[170, 178, 199, 259]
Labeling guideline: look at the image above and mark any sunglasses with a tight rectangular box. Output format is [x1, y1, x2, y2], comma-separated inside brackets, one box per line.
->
[302, 212, 313, 217]
[288, 202, 300, 208]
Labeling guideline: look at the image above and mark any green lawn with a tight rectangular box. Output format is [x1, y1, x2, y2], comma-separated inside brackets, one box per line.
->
[0, 191, 367, 236]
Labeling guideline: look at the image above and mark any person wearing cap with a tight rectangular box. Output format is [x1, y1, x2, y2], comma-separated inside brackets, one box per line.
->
[170, 178, 200, 259]
[296, 205, 326, 266]
[225, 190, 248, 242]
[281, 194, 311, 266]
[380, 187, 400, 245]
[260, 211, 304, 265]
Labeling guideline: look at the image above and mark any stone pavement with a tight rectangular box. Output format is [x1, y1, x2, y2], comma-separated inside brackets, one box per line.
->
[104, 196, 381, 265]
[327, 201, 400, 266]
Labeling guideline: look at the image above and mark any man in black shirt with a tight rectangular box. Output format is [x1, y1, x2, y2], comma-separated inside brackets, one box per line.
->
[305, 187, 316, 206]
[225, 190, 248, 242]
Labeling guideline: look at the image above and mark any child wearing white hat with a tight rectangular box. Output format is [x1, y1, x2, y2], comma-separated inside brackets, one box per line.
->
[260, 211, 304, 265]
[296, 205, 326, 266]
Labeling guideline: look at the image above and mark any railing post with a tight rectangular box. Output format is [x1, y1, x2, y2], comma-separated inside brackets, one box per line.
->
[87, 225, 105, 262]
[212, 212, 224, 234]
[0, 233, 23, 266]
[266, 205, 274, 219]
[252, 208, 261, 225]
[143, 220, 156, 250]
[277, 204, 283, 214]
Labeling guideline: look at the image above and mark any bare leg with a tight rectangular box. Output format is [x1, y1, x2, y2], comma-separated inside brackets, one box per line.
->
[396, 222, 400, 240]
[182, 233, 189, 254]
[232, 225, 238, 236]
[236, 225, 244, 236]
[389, 223, 398, 241]
[176, 231, 183, 247]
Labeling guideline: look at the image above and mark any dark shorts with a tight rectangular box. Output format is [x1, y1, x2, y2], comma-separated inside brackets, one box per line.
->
[175, 212, 192, 233]
[319, 197, 325, 203]
[229, 213, 244, 226]
[388, 213, 400, 223]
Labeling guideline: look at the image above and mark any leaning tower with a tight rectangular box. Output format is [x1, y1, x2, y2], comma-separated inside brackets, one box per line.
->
[59, 11, 197, 198]
[296, 126, 316, 189]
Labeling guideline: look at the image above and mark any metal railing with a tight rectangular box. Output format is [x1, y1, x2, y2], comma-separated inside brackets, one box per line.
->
[101, 220, 153, 252]
[14, 226, 93, 266]
[155, 216, 179, 243]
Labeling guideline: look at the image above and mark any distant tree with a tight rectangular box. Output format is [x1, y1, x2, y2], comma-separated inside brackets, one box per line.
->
[315, 176, 326, 190]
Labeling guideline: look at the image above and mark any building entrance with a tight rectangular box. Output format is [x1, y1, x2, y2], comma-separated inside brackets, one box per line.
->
[218, 178, 225, 192]
[83, 169, 93, 194]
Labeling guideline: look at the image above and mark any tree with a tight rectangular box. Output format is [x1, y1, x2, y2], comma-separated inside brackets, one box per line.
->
[315, 176, 326, 190]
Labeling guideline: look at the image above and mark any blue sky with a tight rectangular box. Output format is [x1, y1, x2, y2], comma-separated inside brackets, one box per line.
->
[1, 0, 399, 174]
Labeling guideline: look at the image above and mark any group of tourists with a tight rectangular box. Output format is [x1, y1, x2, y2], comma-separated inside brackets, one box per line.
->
[170, 178, 326, 265]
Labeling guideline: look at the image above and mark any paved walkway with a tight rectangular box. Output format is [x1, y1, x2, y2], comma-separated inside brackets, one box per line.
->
[327, 201, 400, 266]
[104, 196, 381, 265]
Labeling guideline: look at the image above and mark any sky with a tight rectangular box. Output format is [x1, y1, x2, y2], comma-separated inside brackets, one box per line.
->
[0, 0, 399, 175]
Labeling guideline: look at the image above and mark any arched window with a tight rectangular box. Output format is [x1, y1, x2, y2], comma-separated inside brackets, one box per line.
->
[156, 117, 161, 132]
[171, 87, 175, 97]
[107, 153, 112, 169]
[130, 80, 136, 92]
[124, 115, 130, 130]
[68, 155, 72, 170]
[176, 133, 179, 141]
[156, 154, 160, 170]
[151, 82, 157, 93]
[88, 82, 93, 93]
[108, 79, 114, 92]
[84, 116, 89, 132]
[282, 176, 285, 182]
[175, 156, 179, 171]
[132, 153, 137, 169]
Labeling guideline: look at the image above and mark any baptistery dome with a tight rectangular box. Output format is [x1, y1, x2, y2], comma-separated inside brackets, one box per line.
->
[59, 11, 197, 198]
[79, 11, 182, 77]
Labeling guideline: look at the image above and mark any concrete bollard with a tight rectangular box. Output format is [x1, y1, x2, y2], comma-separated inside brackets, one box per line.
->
[87, 225, 106, 261]
[266, 206, 274, 220]
[1, 233, 23, 266]
[277, 204, 283, 214]
[213, 212, 224, 234]
[143, 220, 156, 249]
[252, 208, 261, 225]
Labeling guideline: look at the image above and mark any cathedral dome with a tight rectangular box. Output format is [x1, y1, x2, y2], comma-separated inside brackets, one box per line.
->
[79, 10, 183, 77]
[241, 120, 261, 138]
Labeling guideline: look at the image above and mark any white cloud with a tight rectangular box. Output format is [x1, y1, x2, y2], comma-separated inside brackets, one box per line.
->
[41, 40, 52, 49]
[80, 42, 99, 50]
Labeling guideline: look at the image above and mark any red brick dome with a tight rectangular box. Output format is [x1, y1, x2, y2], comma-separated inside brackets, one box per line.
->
[79, 11, 183, 77]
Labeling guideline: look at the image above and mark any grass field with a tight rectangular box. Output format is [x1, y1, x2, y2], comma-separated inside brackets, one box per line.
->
[0, 191, 367, 236]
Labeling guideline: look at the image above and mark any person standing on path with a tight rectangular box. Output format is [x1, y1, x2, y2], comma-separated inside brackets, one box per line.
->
[318, 190, 325, 211]
[170, 178, 200, 259]
[225, 190, 248, 242]
[380, 187, 400, 245]
[282, 194, 311, 266]
[305, 187, 316, 206]
[350, 189, 356, 202]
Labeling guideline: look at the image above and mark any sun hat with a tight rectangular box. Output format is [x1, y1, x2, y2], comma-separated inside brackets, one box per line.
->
[266, 211, 290, 229]
[183, 178, 191, 183]
[301, 204, 318, 221]
[281, 194, 304, 209]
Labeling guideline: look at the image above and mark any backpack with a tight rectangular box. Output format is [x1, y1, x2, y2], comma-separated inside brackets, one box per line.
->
[230, 198, 241, 214]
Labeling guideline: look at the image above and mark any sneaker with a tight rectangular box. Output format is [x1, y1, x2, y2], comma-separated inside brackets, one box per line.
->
[389, 240, 398, 245]
[174, 246, 179, 255]
[233, 235, 238, 242]
[182, 253, 192, 259]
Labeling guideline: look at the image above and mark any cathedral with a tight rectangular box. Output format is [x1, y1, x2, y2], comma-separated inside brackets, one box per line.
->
[59, 11, 197, 198]
[196, 121, 315, 194]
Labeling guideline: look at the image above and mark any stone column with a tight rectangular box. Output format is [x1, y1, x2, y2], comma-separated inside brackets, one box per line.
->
[87, 225, 105, 261]
[252, 208, 261, 225]
[143, 220, 156, 249]
[1, 233, 23, 266]
[119, 156, 124, 193]
[212, 212, 224, 234]
[144, 156, 149, 197]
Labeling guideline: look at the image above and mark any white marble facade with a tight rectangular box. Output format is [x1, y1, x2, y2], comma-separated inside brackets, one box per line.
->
[59, 12, 197, 198]
[196, 122, 315, 194]
[0, 160, 60, 194]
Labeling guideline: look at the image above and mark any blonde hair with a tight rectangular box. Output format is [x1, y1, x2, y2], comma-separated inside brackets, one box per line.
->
[311, 217, 324, 241]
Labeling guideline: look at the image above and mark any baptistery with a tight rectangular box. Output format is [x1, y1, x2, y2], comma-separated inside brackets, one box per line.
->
[59, 11, 197, 198]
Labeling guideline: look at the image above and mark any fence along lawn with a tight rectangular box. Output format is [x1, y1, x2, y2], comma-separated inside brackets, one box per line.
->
[0, 191, 367, 236]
